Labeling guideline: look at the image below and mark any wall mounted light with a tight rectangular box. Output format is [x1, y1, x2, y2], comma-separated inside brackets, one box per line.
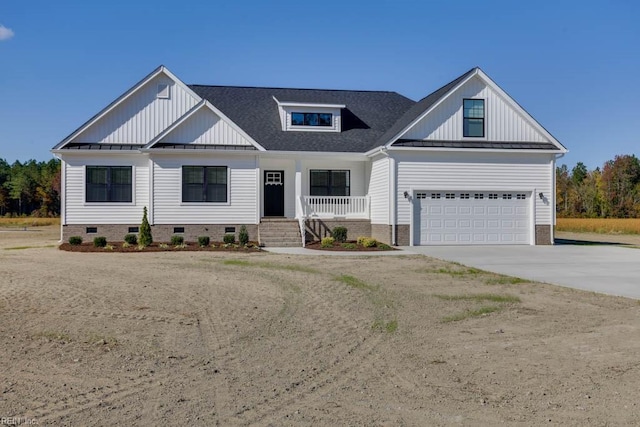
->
[538, 192, 544, 200]
[403, 191, 409, 199]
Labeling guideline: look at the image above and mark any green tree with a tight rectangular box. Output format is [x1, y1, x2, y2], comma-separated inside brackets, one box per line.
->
[139, 206, 153, 246]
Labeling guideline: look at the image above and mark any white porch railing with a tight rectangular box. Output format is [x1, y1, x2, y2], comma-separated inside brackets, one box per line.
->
[301, 196, 370, 219]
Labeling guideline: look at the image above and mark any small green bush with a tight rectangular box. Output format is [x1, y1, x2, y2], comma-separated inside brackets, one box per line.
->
[93, 236, 107, 248]
[124, 234, 137, 245]
[321, 236, 335, 248]
[361, 237, 377, 248]
[139, 207, 153, 246]
[356, 236, 368, 246]
[377, 242, 392, 250]
[198, 236, 210, 247]
[223, 234, 236, 244]
[68, 236, 83, 245]
[239, 225, 249, 246]
[170, 235, 184, 245]
[332, 226, 348, 243]
[341, 242, 357, 249]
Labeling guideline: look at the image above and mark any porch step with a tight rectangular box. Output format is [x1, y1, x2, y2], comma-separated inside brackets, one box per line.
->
[259, 219, 302, 247]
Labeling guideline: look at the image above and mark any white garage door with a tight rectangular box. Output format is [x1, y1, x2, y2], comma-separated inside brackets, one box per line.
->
[414, 191, 531, 245]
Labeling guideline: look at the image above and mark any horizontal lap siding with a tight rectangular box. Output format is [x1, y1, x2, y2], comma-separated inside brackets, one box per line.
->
[394, 152, 552, 225]
[160, 108, 253, 146]
[64, 155, 149, 224]
[74, 75, 198, 144]
[369, 156, 389, 224]
[402, 76, 548, 143]
[153, 156, 258, 224]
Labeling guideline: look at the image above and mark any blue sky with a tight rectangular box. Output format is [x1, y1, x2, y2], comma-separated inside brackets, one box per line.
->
[1, 0, 638, 170]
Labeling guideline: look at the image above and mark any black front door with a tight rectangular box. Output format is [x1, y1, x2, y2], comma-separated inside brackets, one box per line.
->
[264, 170, 284, 217]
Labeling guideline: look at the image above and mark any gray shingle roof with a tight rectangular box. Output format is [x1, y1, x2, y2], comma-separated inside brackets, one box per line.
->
[188, 85, 415, 153]
[394, 139, 560, 150]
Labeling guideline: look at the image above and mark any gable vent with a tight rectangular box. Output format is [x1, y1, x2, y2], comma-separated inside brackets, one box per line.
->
[157, 83, 170, 99]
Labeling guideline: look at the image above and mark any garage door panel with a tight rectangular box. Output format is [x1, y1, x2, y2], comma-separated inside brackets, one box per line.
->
[416, 191, 530, 245]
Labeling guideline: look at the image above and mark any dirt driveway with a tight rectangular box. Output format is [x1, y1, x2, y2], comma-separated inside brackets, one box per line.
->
[1, 226, 640, 425]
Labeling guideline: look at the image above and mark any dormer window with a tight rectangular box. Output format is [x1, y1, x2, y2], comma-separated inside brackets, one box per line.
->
[463, 99, 484, 137]
[291, 112, 333, 127]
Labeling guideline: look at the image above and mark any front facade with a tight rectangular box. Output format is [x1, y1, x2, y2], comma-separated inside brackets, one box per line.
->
[52, 66, 567, 246]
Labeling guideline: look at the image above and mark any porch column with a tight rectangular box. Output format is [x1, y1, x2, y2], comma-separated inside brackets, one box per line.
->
[295, 159, 302, 218]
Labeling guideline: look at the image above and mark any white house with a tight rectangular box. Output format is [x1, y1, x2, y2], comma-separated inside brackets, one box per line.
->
[52, 66, 567, 246]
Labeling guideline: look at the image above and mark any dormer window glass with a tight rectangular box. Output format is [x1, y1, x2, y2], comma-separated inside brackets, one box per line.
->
[291, 112, 333, 127]
[463, 99, 484, 137]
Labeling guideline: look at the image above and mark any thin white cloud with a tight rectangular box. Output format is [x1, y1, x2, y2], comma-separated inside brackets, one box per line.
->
[0, 25, 15, 41]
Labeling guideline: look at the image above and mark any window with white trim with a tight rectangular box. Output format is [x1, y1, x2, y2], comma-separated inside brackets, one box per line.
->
[86, 166, 132, 203]
[463, 99, 484, 137]
[182, 166, 228, 203]
[291, 112, 333, 127]
[310, 170, 349, 196]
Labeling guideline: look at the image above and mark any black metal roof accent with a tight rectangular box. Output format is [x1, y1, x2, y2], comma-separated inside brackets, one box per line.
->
[393, 139, 561, 150]
[150, 143, 258, 150]
[62, 143, 145, 150]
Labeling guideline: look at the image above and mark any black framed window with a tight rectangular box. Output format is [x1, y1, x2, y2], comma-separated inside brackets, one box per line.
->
[182, 166, 227, 202]
[86, 166, 132, 202]
[291, 112, 332, 127]
[310, 170, 350, 196]
[463, 99, 485, 137]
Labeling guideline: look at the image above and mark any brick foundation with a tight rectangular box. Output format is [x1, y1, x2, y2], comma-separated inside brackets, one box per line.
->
[371, 224, 392, 245]
[535, 225, 552, 245]
[62, 224, 258, 244]
[305, 219, 371, 242]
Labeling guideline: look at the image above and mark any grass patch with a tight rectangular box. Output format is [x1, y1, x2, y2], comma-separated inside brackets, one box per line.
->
[556, 218, 640, 235]
[442, 305, 502, 322]
[418, 264, 484, 277]
[434, 293, 521, 303]
[33, 331, 72, 343]
[4, 244, 56, 250]
[485, 276, 529, 285]
[334, 274, 378, 291]
[222, 259, 319, 274]
[372, 318, 398, 333]
[0, 217, 60, 227]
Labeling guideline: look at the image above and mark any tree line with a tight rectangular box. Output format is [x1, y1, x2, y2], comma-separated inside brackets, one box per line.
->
[557, 154, 640, 218]
[0, 158, 61, 217]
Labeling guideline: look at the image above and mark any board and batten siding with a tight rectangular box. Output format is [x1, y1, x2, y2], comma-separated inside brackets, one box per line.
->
[402, 76, 548, 143]
[393, 152, 554, 225]
[368, 156, 389, 224]
[74, 74, 199, 144]
[152, 155, 258, 224]
[63, 154, 149, 224]
[157, 107, 253, 146]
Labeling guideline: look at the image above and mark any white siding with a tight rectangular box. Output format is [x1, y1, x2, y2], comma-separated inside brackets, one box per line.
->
[152, 155, 258, 224]
[301, 159, 366, 196]
[402, 76, 548, 143]
[63, 154, 149, 224]
[157, 107, 253, 146]
[368, 156, 389, 224]
[73, 74, 199, 144]
[393, 152, 553, 225]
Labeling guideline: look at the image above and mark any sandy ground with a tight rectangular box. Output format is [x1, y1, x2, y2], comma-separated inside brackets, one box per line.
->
[1, 226, 640, 426]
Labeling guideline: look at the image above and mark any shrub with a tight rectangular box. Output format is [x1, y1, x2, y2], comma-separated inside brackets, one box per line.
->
[341, 242, 357, 249]
[332, 226, 348, 243]
[198, 236, 210, 247]
[223, 234, 236, 244]
[361, 237, 377, 248]
[238, 225, 249, 246]
[122, 242, 131, 248]
[124, 234, 137, 245]
[321, 236, 335, 248]
[93, 236, 107, 248]
[356, 236, 368, 246]
[377, 243, 392, 250]
[139, 207, 153, 246]
[68, 236, 83, 245]
[170, 235, 184, 246]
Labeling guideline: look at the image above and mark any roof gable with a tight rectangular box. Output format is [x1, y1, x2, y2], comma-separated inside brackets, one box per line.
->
[381, 68, 566, 152]
[145, 100, 264, 151]
[53, 66, 201, 149]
